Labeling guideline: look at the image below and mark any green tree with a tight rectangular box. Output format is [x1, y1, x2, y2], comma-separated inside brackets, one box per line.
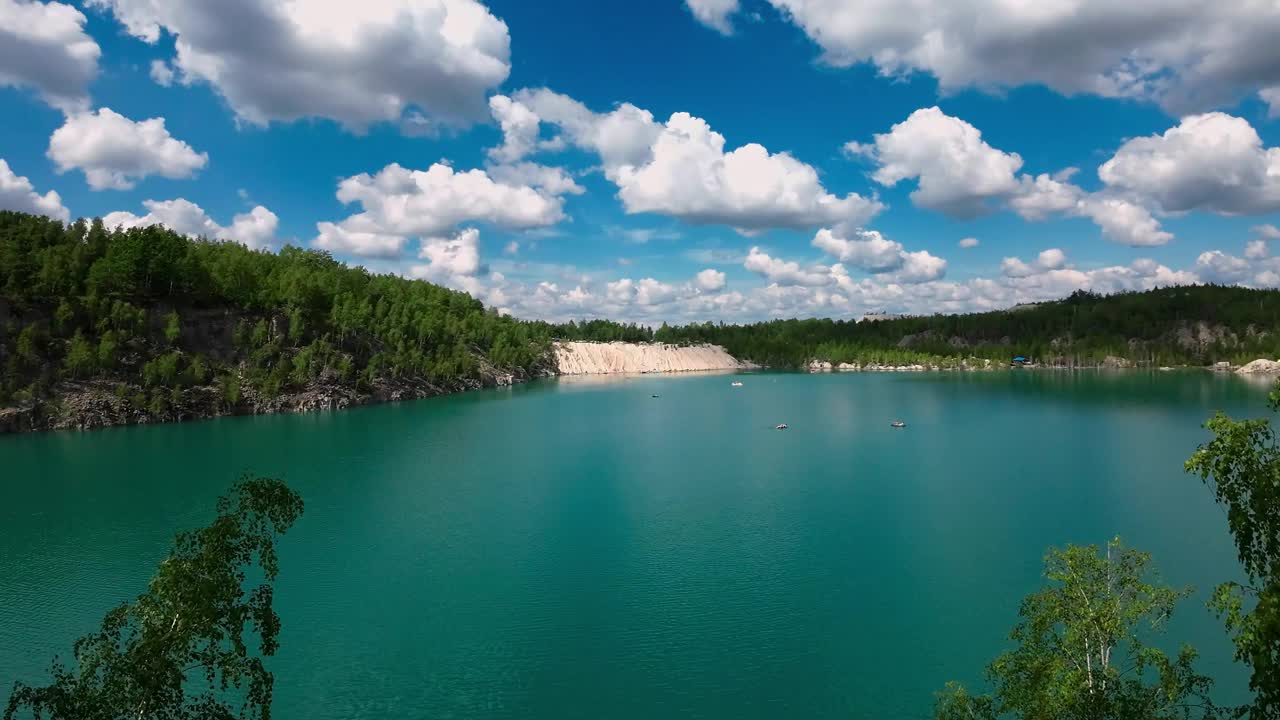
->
[96, 331, 119, 370]
[163, 311, 181, 346]
[1187, 384, 1280, 718]
[63, 331, 95, 379]
[15, 325, 39, 364]
[935, 538, 1219, 720]
[4, 476, 303, 720]
[53, 299, 75, 335]
[218, 373, 241, 410]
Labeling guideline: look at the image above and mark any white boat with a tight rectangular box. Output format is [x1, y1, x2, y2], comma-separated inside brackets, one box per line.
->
[776, 423, 788, 430]
[731, 381, 743, 387]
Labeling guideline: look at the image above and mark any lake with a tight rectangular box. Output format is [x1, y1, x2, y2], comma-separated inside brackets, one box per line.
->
[0, 371, 1270, 718]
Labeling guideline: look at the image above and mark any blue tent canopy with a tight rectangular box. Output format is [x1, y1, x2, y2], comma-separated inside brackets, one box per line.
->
[1013, 356, 1027, 362]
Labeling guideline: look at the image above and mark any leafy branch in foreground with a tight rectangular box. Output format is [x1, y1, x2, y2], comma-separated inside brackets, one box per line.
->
[4, 476, 304, 720]
[1187, 384, 1280, 719]
[935, 538, 1220, 720]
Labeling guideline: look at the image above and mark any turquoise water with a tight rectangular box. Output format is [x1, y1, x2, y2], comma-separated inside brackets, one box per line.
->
[0, 371, 1270, 718]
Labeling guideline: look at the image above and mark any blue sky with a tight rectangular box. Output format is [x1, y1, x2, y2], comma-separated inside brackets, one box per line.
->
[3, 0, 1280, 323]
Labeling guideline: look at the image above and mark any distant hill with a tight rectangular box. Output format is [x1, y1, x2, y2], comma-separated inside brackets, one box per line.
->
[4, 209, 1278, 432]
[0, 211, 552, 432]
[563, 286, 1280, 369]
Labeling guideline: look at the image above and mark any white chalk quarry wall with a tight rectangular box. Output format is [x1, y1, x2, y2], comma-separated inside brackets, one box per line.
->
[554, 342, 741, 375]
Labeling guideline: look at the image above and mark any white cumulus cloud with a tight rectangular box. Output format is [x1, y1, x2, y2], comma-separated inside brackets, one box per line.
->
[315, 162, 571, 259]
[87, 0, 511, 130]
[1098, 113, 1280, 215]
[762, 1, 1280, 115]
[149, 59, 173, 86]
[685, 0, 740, 34]
[1001, 248, 1067, 278]
[852, 107, 1174, 247]
[48, 108, 208, 190]
[511, 88, 882, 233]
[744, 247, 833, 286]
[0, 0, 99, 112]
[858, 107, 1023, 218]
[812, 227, 946, 283]
[0, 158, 70, 221]
[695, 268, 727, 292]
[103, 198, 278, 249]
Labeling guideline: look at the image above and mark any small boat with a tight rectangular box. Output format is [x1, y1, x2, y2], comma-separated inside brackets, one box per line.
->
[890, 420, 906, 428]
[775, 423, 789, 430]
[731, 381, 744, 387]
[651, 394, 661, 398]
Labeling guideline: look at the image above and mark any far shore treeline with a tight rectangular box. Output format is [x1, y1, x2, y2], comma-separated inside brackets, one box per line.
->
[4, 209, 1280, 430]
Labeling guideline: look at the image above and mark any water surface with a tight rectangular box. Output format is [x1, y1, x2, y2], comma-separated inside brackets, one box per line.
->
[0, 371, 1268, 718]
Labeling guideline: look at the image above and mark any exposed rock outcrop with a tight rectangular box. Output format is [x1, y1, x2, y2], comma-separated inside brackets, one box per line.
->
[1236, 359, 1280, 374]
[554, 342, 743, 375]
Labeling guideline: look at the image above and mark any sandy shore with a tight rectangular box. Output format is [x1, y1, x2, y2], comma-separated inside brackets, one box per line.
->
[555, 341, 743, 375]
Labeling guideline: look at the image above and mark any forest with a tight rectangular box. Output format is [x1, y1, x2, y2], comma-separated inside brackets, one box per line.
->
[0, 211, 552, 429]
[553, 285, 1280, 368]
[4, 208, 1280, 430]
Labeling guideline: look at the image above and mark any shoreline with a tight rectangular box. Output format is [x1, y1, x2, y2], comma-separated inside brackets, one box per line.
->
[4, 345, 1276, 435]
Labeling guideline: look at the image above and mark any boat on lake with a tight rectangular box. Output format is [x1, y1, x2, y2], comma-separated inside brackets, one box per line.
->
[890, 420, 906, 428]
[731, 381, 743, 387]
[775, 423, 788, 430]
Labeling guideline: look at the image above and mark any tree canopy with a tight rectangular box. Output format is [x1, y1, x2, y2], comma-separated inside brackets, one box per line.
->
[1187, 385, 1280, 718]
[5, 476, 304, 720]
[934, 538, 1221, 720]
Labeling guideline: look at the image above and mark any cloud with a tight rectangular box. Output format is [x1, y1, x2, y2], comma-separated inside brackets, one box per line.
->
[1254, 224, 1280, 240]
[695, 268, 727, 292]
[685, 0, 740, 34]
[87, 0, 511, 130]
[1098, 113, 1280, 215]
[744, 247, 833, 286]
[1193, 239, 1280, 287]
[486, 161, 584, 196]
[488, 95, 542, 164]
[0, 0, 99, 112]
[0, 158, 70, 221]
[515, 89, 661, 169]
[1263, 87, 1280, 118]
[1075, 197, 1173, 247]
[1008, 172, 1085, 221]
[512, 88, 882, 232]
[609, 226, 682, 244]
[685, 247, 746, 265]
[314, 162, 571, 259]
[103, 198, 278, 249]
[613, 112, 883, 232]
[813, 228, 905, 271]
[47, 108, 208, 190]
[1001, 248, 1066, 278]
[812, 227, 946, 282]
[859, 107, 1023, 218]
[762, 1, 1280, 115]
[958, 237, 979, 248]
[149, 59, 173, 86]
[852, 107, 1174, 247]
[1195, 250, 1255, 284]
[409, 227, 486, 288]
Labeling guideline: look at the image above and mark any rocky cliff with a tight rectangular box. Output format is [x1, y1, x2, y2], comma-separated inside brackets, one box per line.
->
[554, 341, 744, 375]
